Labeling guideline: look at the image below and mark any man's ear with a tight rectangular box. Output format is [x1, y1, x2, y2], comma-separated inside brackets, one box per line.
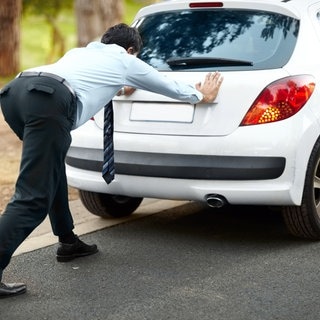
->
[127, 47, 134, 55]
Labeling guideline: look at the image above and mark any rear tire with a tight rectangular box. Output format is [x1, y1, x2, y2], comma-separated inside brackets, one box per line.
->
[79, 190, 143, 218]
[282, 137, 320, 239]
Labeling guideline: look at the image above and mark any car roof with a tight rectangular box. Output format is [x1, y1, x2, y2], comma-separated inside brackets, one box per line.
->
[134, 0, 320, 21]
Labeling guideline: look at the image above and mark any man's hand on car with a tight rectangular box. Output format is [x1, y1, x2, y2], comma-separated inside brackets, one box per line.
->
[196, 72, 223, 103]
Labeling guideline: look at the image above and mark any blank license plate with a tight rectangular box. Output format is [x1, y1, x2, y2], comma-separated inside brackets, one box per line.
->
[130, 102, 195, 123]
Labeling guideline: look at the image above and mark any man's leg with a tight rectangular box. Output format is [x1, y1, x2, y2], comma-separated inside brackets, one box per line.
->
[0, 105, 72, 271]
[48, 165, 75, 237]
[48, 166, 98, 262]
[0, 76, 76, 295]
[0, 110, 68, 298]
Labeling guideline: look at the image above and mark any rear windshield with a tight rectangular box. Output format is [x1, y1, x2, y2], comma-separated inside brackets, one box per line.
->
[135, 9, 299, 71]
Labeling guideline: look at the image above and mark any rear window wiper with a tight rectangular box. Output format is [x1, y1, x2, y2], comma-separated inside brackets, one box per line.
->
[166, 57, 253, 67]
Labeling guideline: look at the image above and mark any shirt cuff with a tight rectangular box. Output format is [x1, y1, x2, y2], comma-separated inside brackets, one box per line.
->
[191, 90, 203, 104]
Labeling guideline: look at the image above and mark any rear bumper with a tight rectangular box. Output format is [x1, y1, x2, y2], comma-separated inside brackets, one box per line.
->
[65, 147, 292, 205]
[66, 162, 295, 205]
[66, 148, 285, 180]
[66, 115, 320, 206]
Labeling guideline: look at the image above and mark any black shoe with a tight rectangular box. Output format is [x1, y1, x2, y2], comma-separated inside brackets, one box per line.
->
[56, 236, 98, 262]
[0, 282, 27, 298]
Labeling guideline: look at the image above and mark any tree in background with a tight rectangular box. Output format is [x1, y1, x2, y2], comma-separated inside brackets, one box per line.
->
[0, 0, 22, 77]
[23, 0, 124, 59]
[0, 0, 151, 78]
[75, 0, 123, 47]
[22, 0, 73, 63]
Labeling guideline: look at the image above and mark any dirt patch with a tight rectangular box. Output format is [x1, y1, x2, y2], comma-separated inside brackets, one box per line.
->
[0, 110, 79, 213]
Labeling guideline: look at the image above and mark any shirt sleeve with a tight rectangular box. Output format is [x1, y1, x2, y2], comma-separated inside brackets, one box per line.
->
[124, 57, 203, 104]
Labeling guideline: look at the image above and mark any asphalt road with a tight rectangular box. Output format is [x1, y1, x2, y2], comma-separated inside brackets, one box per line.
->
[1, 201, 320, 320]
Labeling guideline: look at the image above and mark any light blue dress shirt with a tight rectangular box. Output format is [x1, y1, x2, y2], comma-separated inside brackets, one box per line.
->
[28, 42, 203, 129]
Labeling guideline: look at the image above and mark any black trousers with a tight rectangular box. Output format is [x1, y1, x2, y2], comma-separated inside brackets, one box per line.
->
[0, 75, 77, 271]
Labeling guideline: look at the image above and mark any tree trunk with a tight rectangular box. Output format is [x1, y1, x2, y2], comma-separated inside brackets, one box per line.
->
[45, 14, 66, 64]
[0, 0, 22, 77]
[75, 0, 123, 47]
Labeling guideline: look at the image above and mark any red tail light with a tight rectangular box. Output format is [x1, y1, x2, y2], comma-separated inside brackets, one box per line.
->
[240, 75, 315, 126]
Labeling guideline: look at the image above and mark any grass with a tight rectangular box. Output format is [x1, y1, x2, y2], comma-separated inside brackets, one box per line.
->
[21, 13, 76, 70]
[0, 0, 152, 85]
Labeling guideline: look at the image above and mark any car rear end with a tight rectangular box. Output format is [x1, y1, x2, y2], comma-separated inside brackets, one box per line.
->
[66, 1, 320, 213]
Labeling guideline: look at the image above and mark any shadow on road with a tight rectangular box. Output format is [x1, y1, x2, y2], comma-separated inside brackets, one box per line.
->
[130, 202, 305, 246]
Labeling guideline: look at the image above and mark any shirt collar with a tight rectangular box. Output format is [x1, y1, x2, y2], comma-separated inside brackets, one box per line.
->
[86, 42, 126, 53]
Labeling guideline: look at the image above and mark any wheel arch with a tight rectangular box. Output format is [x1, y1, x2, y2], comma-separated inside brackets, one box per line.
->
[289, 121, 320, 205]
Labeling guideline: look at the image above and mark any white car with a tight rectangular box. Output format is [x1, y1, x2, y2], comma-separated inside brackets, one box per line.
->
[66, 0, 320, 239]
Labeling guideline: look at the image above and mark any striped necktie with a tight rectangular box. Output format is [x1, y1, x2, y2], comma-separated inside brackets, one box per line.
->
[102, 101, 115, 184]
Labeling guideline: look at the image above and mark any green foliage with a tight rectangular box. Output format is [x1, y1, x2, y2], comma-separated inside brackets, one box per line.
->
[20, 0, 153, 69]
[0, 0, 154, 85]
[22, 0, 75, 66]
[21, 9, 76, 69]
[22, 0, 73, 17]
[124, 0, 153, 24]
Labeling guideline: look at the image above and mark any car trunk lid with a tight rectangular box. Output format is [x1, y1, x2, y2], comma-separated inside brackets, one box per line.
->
[94, 69, 289, 136]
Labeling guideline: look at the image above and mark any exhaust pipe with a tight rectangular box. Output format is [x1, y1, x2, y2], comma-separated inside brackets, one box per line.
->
[205, 194, 227, 208]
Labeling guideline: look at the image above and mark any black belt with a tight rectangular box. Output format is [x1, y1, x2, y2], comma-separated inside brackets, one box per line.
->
[17, 71, 76, 98]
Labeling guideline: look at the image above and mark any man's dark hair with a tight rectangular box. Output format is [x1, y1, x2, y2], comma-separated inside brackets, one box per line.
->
[101, 23, 142, 54]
